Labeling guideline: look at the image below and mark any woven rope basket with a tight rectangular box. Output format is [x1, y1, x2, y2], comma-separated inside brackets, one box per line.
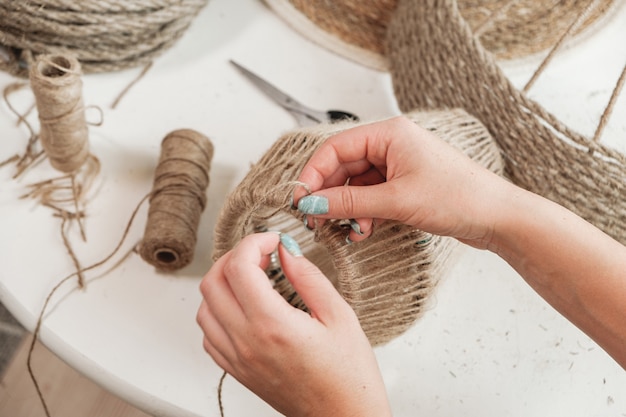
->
[386, 0, 626, 246]
[0, 0, 209, 77]
[213, 109, 504, 346]
[263, 0, 618, 70]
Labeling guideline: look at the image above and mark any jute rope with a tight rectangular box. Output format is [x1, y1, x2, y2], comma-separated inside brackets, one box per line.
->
[213, 109, 504, 346]
[0, 0, 209, 77]
[29, 54, 90, 173]
[386, 0, 626, 245]
[22, 127, 213, 417]
[263, 0, 618, 70]
[139, 129, 214, 271]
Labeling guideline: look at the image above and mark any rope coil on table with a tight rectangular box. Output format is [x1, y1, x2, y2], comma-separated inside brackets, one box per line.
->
[0, 0, 210, 77]
[263, 0, 618, 70]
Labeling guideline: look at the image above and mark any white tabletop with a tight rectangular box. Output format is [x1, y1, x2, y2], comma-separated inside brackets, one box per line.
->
[1, 1, 625, 416]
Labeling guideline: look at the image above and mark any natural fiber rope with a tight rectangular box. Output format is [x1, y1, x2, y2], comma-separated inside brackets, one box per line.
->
[139, 129, 214, 271]
[28, 54, 90, 173]
[0, 0, 209, 77]
[23, 127, 213, 417]
[213, 109, 504, 346]
[263, 0, 618, 70]
[386, 0, 626, 245]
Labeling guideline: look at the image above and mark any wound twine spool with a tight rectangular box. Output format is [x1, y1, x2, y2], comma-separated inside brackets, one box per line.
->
[262, 0, 618, 70]
[139, 129, 214, 272]
[386, 0, 626, 245]
[28, 54, 90, 173]
[0, 0, 209, 77]
[213, 109, 504, 346]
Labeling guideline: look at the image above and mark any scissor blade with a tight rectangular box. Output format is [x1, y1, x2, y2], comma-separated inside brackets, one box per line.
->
[230, 60, 304, 113]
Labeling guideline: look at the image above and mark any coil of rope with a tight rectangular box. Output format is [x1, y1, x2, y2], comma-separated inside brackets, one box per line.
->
[0, 0, 209, 77]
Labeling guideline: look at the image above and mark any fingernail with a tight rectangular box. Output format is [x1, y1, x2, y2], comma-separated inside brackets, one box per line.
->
[345, 235, 353, 245]
[279, 233, 303, 257]
[349, 219, 364, 236]
[297, 195, 329, 215]
[303, 216, 309, 230]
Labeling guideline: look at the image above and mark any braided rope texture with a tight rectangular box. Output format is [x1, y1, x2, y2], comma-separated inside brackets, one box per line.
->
[0, 0, 209, 76]
[264, 0, 616, 69]
[386, 0, 626, 245]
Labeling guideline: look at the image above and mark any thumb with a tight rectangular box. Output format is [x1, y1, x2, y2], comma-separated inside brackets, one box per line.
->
[298, 182, 400, 223]
[277, 234, 355, 325]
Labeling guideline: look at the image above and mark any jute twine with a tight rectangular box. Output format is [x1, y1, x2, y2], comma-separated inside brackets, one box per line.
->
[263, 0, 617, 70]
[29, 54, 90, 173]
[23, 128, 213, 417]
[0, 0, 209, 77]
[139, 129, 214, 271]
[213, 109, 504, 346]
[386, 0, 626, 245]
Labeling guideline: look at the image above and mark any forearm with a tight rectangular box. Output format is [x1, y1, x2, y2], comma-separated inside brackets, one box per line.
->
[490, 184, 626, 368]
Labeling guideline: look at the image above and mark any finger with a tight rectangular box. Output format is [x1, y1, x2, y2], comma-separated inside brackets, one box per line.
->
[348, 218, 373, 242]
[347, 166, 386, 187]
[277, 242, 355, 325]
[223, 232, 293, 319]
[297, 120, 393, 194]
[298, 181, 403, 223]
[197, 301, 235, 373]
[203, 337, 234, 375]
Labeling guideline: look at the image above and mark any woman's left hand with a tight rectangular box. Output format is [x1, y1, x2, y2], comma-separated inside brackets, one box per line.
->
[196, 232, 392, 417]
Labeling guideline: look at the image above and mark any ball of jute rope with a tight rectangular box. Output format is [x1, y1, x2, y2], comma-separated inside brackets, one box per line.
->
[213, 109, 504, 346]
[262, 0, 617, 70]
[29, 54, 90, 173]
[385, 0, 626, 246]
[139, 129, 214, 272]
[0, 0, 209, 77]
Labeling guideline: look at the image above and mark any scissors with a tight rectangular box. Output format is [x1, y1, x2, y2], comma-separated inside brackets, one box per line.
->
[230, 60, 359, 126]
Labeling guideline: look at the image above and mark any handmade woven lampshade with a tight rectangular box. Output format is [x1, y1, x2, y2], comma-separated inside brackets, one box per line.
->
[263, 0, 617, 70]
[0, 0, 209, 77]
[385, 0, 626, 244]
[213, 109, 504, 346]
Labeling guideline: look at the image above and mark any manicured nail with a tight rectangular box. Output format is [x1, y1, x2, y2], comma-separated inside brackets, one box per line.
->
[297, 195, 329, 215]
[345, 235, 353, 245]
[279, 233, 303, 257]
[349, 219, 364, 236]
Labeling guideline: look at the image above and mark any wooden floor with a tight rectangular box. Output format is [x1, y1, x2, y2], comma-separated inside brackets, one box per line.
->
[0, 336, 151, 417]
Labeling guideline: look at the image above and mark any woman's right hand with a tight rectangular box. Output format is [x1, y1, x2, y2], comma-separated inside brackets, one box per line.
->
[295, 116, 512, 249]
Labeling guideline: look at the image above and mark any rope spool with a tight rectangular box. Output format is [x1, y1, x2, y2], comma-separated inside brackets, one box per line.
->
[262, 0, 618, 70]
[0, 0, 209, 77]
[385, 0, 626, 245]
[213, 109, 504, 346]
[29, 54, 90, 173]
[139, 129, 214, 272]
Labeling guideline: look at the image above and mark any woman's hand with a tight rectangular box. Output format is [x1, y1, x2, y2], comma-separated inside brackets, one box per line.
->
[295, 116, 513, 249]
[196, 232, 392, 417]
[294, 116, 626, 369]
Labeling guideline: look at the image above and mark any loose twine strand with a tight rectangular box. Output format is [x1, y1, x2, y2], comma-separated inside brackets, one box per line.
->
[3, 49, 214, 416]
[22, 129, 213, 417]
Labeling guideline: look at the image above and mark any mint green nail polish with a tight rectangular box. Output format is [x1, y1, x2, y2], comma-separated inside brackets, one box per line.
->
[350, 219, 364, 236]
[279, 233, 303, 257]
[297, 195, 329, 215]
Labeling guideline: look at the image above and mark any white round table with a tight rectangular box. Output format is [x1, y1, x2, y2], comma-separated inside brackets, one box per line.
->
[1, 1, 625, 416]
